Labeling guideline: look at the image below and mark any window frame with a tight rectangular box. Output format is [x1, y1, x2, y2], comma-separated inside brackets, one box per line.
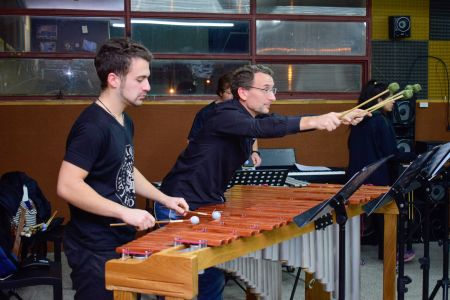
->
[0, 0, 372, 101]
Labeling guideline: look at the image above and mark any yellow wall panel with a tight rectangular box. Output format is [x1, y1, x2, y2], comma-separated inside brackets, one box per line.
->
[428, 41, 450, 100]
[372, 0, 429, 40]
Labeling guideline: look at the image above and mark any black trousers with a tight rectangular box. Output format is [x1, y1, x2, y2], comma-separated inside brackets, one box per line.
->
[64, 235, 120, 300]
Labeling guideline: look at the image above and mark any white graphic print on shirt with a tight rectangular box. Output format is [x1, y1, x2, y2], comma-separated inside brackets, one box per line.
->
[115, 145, 135, 207]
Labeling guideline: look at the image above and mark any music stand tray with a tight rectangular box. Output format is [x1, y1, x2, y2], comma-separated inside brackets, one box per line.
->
[294, 155, 393, 228]
[420, 142, 450, 181]
[292, 155, 393, 300]
[227, 168, 289, 189]
[363, 148, 440, 216]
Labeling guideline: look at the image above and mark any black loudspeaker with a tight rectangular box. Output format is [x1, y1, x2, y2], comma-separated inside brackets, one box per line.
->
[429, 182, 447, 202]
[412, 181, 448, 241]
[394, 125, 415, 139]
[392, 98, 415, 125]
[397, 138, 414, 153]
[389, 16, 411, 39]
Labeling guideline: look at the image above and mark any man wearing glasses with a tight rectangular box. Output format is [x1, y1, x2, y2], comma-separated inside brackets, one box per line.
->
[156, 64, 369, 300]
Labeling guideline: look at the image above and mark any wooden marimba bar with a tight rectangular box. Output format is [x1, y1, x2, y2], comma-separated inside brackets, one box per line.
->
[105, 184, 398, 300]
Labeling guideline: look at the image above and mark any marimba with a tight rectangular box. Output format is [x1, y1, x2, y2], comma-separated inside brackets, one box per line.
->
[105, 184, 398, 300]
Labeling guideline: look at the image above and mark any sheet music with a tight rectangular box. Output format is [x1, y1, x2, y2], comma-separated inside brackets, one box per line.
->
[295, 163, 331, 171]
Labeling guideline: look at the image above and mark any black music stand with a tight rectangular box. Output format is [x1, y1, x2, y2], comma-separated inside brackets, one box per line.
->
[293, 155, 392, 300]
[363, 148, 440, 300]
[416, 142, 450, 300]
[226, 168, 289, 189]
[363, 149, 437, 216]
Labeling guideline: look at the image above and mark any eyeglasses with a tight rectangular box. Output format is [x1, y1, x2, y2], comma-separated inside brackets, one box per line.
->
[246, 86, 277, 95]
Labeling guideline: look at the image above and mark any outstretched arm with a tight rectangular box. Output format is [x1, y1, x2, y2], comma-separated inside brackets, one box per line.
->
[299, 109, 370, 131]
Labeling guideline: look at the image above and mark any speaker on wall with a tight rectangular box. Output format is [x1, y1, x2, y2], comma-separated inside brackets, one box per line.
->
[389, 16, 411, 39]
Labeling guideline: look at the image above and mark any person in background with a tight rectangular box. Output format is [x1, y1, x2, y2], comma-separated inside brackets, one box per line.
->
[156, 64, 369, 300]
[347, 79, 417, 262]
[57, 38, 189, 300]
[187, 73, 262, 167]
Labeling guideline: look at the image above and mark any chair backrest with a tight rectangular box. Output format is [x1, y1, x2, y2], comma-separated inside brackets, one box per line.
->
[0, 172, 52, 278]
[0, 172, 51, 223]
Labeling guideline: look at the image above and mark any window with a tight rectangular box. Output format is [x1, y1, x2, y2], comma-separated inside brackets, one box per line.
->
[0, 58, 98, 96]
[0, 16, 124, 53]
[131, 0, 250, 14]
[130, 19, 249, 54]
[0, 0, 369, 100]
[256, 21, 366, 56]
[150, 60, 249, 97]
[0, 0, 124, 11]
[255, 0, 366, 16]
[265, 64, 361, 93]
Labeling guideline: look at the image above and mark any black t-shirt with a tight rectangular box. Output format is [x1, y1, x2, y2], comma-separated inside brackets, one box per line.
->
[187, 101, 217, 142]
[63, 103, 136, 251]
[161, 99, 301, 210]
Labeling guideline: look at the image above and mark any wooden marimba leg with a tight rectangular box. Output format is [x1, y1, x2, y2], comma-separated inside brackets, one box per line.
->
[246, 289, 259, 300]
[305, 272, 331, 300]
[113, 291, 188, 300]
[113, 291, 137, 300]
[383, 213, 397, 300]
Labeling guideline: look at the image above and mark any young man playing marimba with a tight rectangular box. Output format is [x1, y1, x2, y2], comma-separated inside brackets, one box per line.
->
[57, 38, 189, 300]
[156, 64, 370, 300]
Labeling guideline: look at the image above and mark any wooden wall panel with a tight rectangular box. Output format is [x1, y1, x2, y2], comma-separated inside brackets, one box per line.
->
[415, 102, 450, 141]
[0, 101, 448, 221]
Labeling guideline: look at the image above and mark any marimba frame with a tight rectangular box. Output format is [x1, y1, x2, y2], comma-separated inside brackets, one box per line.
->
[105, 187, 399, 300]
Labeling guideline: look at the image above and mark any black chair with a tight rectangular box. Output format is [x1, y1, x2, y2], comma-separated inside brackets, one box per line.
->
[0, 220, 64, 300]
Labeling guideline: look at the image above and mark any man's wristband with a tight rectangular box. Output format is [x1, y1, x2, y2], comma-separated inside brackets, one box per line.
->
[251, 150, 260, 156]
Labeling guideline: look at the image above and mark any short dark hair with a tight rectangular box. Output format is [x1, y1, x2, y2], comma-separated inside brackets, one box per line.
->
[94, 39, 153, 90]
[231, 65, 274, 99]
[216, 73, 232, 97]
[358, 80, 388, 110]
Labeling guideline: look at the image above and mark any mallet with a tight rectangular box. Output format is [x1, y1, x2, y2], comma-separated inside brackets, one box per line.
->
[340, 82, 400, 118]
